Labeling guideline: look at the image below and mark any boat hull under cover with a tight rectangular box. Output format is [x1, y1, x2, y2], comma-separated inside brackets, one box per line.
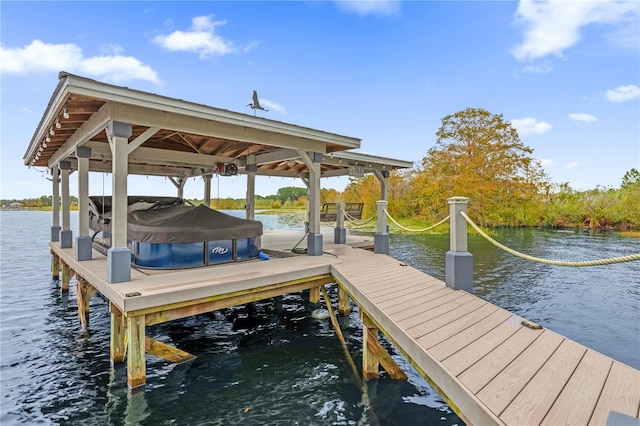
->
[89, 196, 263, 269]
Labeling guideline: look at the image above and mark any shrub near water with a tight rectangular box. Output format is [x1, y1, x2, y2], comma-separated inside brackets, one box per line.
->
[545, 183, 640, 230]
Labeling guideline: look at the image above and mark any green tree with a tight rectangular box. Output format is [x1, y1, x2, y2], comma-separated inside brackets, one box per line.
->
[276, 186, 307, 204]
[412, 107, 550, 226]
[621, 168, 640, 189]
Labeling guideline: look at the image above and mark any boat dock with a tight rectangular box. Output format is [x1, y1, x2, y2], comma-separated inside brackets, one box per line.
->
[50, 229, 640, 426]
[26, 73, 640, 425]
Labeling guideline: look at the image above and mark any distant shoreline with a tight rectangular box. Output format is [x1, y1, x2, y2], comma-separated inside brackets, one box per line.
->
[3, 206, 638, 237]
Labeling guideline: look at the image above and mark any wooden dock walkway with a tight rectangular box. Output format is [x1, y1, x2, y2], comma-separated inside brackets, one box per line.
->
[332, 253, 640, 425]
[50, 230, 640, 425]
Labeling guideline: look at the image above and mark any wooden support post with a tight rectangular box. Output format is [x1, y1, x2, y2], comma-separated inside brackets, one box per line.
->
[366, 336, 407, 380]
[338, 286, 350, 315]
[51, 251, 60, 280]
[361, 311, 407, 380]
[110, 302, 126, 366]
[61, 262, 74, 291]
[309, 286, 320, 303]
[127, 315, 146, 389]
[76, 277, 97, 330]
[362, 312, 380, 380]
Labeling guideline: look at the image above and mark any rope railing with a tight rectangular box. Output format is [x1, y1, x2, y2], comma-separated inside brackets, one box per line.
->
[384, 209, 450, 233]
[459, 211, 640, 267]
[344, 210, 377, 226]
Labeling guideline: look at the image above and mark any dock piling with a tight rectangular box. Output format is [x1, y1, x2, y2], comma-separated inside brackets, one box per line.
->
[127, 315, 146, 388]
[445, 197, 473, 293]
[60, 262, 74, 291]
[76, 277, 97, 330]
[334, 203, 346, 244]
[374, 200, 389, 254]
[110, 303, 126, 366]
[362, 312, 380, 380]
[51, 251, 60, 280]
[338, 286, 350, 315]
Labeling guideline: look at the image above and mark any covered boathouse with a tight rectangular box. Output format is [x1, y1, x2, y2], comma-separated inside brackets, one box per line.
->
[24, 71, 412, 281]
[22, 71, 412, 382]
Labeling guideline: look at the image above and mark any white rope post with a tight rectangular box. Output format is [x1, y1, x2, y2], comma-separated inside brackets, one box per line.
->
[446, 197, 473, 292]
[334, 202, 346, 244]
[374, 200, 389, 254]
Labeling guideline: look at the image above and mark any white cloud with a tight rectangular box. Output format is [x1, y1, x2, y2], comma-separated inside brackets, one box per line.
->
[569, 113, 598, 123]
[0, 39, 160, 84]
[333, 0, 401, 17]
[520, 61, 553, 75]
[153, 15, 251, 58]
[511, 117, 553, 136]
[511, 0, 639, 62]
[82, 55, 160, 85]
[100, 43, 124, 56]
[19, 107, 31, 114]
[565, 162, 579, 170]
[260, 99, 287, 115]
[539, 158, 557, 168]
[605, 84, 640, 102]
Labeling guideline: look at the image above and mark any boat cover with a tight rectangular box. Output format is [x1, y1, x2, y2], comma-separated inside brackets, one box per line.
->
[128, 204, 262, 243]
[88, 196, 262, 243]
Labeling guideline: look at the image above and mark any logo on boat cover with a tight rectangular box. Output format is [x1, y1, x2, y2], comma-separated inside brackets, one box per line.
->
[211, 246, 229, 255]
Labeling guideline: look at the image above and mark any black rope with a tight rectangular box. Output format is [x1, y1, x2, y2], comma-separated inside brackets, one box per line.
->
[290, 231, 309, 254]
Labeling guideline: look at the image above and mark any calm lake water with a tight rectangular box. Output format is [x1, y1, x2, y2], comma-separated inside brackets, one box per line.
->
[1, 210, 639, 425]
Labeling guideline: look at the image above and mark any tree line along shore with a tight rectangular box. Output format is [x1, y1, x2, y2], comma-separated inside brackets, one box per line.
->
[5, 108, 638, 235]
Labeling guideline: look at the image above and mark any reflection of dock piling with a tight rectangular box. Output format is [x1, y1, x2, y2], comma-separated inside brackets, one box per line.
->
[50, 229, 640, 426]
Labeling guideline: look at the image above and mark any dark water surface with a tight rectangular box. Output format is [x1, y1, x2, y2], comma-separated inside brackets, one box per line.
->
[1, 211, 639, 425]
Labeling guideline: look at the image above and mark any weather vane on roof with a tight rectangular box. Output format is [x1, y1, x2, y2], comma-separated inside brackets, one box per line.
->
[247, 90, 268, 116]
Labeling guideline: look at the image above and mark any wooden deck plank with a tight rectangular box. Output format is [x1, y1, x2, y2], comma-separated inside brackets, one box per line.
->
[499, 338, 586, 425]
[429, 310, 513, 361]
[330, 254, 405, 277]
[378, 284, 448, 312]
[345, 266, 428, 291]
[364, 276, 437, 303]
[362, 272, 429, 294]
[589, 362, 640, 425]
[332, 259, 401, 287]
[441, 319, 521, 376]
[396, 292, 476, 328]
[385, 288, 463, 318]
[405, 297, 487, 340]
[459, 327, 552, 395]
[542, 350, 612, 425]
[363, 273, 439, 295]
[417, 303, 499, 349]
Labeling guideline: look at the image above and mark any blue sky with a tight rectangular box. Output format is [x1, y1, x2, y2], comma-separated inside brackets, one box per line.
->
[1, 1, 639, 201]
